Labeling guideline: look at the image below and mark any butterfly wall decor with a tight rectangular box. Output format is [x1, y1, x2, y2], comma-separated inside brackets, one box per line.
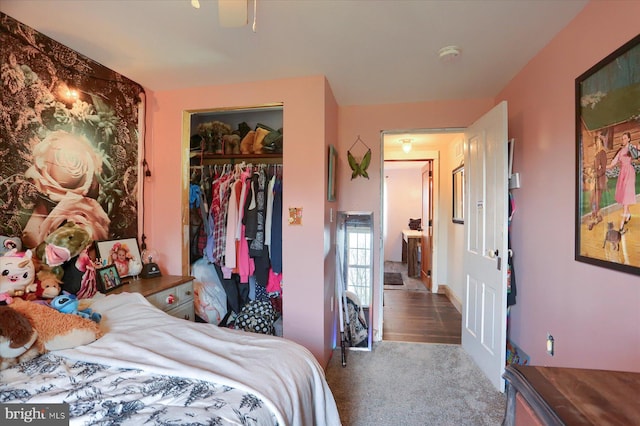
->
[347, 135, 372, 180]
[348, 149, 371, 179]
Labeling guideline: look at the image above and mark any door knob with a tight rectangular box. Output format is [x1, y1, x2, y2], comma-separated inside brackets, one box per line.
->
[488, 249, 499, 258]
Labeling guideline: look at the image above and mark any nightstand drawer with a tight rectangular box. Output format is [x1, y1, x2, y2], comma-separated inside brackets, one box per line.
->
[109, 275, 195, 321]
[167, 302, 195, 321]
[145, 281, 194, 315]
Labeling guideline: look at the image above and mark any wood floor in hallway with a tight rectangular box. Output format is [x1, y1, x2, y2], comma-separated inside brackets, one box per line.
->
[383, 261, 461, 344]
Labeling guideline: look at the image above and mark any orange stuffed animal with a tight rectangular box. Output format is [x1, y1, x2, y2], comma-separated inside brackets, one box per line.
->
[0, 299, 103, 369]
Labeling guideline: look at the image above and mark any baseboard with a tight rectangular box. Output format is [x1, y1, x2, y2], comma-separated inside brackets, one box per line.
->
[439, 285, 462, 314]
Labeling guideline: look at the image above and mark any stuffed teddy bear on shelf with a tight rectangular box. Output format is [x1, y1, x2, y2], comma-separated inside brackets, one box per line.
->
[0, 299, 103, 369]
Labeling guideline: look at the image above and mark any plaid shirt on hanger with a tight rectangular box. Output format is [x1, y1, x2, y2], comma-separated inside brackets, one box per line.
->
[211, 173, 233, 265]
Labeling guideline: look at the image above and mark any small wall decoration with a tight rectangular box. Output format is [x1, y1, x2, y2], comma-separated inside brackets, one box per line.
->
[0, 13, 144, 250]
[452, 165, 464, 224]
[575, 33, 640, 276]
[347, 135, 371, 180]
[288, 207, 303, 225]
[95, 238, 142, 279]
[96, 265, 123, 293]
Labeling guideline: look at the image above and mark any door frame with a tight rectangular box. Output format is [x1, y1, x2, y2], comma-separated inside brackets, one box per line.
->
[375, 128, 464, 341]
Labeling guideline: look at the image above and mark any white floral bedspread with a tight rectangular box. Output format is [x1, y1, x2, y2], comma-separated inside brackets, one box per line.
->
[1, 353, 277, 425]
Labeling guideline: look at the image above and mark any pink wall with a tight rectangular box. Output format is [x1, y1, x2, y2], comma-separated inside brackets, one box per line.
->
[145, 76, 336, 365]
[384, 167, 424, 262]
[323, 79, 339, 363]
[497, 0, 640, 370]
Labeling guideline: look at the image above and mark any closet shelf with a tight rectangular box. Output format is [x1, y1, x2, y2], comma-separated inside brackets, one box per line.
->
[193, 152, 282, 165]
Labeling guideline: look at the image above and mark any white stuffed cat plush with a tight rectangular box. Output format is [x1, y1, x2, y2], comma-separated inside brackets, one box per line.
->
[0, 249, 35, 297]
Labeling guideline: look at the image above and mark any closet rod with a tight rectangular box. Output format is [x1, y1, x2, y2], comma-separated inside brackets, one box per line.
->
[201, 156, 282, 165]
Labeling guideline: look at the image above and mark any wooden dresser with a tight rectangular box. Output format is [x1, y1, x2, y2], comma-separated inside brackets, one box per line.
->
[503, 364, 640, 425]
[109, 275, 195, 321]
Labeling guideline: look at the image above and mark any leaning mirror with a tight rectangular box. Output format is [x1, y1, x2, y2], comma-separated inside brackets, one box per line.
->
[452, 165, 464, 224]
[336, 211, 373, 356]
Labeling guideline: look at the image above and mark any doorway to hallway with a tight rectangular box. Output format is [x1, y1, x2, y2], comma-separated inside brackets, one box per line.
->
[378, 129, 464, 344]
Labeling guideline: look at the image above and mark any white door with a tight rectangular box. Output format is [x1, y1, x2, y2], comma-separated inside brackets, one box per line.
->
[462, 101, 509, 392]
[421, 161, 433, 291]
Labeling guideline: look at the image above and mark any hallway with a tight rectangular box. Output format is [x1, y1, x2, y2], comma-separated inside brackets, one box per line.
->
[382, 261, 461, 344]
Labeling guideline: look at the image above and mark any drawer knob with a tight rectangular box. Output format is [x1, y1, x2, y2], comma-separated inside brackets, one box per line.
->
[166, 294, 176, 304]
[185, 290, 192, 296]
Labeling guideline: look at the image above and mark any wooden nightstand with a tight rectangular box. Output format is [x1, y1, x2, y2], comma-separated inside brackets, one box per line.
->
[109, 275, 195, 321]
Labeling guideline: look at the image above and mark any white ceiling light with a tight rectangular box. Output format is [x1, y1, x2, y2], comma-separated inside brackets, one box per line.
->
[191, 0, 200, 9]
[401, 138, 412, 153]
[438, 45, 462, 62]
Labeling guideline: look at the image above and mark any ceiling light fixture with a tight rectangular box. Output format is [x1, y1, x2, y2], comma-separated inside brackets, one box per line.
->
[438, 45, 462, 62]
[191, 0, 200, 9]
[401, 138, 412, 153]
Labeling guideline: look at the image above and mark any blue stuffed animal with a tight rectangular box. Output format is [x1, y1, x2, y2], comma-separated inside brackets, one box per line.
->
[50, 294, 101, 323]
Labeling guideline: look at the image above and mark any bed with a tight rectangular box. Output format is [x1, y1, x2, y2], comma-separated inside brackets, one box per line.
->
[0, 292, 341, 425]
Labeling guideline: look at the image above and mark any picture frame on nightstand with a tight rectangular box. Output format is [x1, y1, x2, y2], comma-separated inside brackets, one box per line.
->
[96, 265, 123, 293]
[95, 237, 142, 279]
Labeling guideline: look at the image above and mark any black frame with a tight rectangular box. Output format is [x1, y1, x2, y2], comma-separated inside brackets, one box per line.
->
[328, 145, 337, 201]
[575, 33, 640, 276]
[96, 265, 123, 292]
[95, 237, 142, 279]
[452, 165, 464, 224]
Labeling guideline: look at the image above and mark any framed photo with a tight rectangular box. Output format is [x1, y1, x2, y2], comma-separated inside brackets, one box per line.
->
[95, 237, 142, 279]
[575, 33, 640, 276]
[96, 265, 123, 292]
[452, 165, 464, 224]
[327, 145, 337, 202]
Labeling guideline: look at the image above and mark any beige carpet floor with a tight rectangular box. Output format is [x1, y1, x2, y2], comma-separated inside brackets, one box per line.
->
[325, 341, 506, 426]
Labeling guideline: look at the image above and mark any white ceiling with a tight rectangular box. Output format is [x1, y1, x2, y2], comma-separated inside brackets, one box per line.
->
[1, 1, 588, 157]
[1, 0, 587, 107]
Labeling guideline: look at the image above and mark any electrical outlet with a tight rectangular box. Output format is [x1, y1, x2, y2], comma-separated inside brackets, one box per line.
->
[546, 333, 555, 356]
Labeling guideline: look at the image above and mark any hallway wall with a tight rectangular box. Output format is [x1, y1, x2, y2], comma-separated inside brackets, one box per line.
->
[383, 165, 423, 262]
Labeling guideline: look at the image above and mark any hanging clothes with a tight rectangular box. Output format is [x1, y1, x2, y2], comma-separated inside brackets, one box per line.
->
[191, 161, 283, 320]
[271, 177, 283, 274]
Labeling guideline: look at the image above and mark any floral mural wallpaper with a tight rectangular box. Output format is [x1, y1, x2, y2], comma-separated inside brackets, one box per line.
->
[0, 13, 144, 250]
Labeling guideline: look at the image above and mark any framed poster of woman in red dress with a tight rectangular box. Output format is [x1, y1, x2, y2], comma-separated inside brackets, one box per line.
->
[575, 33, 640, 276]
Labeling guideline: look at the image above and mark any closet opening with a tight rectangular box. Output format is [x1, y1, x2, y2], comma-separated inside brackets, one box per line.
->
[181, 103, 284, 335]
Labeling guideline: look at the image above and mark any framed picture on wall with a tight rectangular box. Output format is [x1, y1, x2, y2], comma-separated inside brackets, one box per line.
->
[328, 145, 337, 201]
[452, 165, 464, 224]
[575, 33, 640, 276]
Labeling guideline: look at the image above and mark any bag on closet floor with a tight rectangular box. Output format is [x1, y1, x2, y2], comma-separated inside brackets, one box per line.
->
[235, 300, 277, 335]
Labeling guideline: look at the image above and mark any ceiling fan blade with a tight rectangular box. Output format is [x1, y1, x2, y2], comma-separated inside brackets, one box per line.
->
[218, 0, 248, 27]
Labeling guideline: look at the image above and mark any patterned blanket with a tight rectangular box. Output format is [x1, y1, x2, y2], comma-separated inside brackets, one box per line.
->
[1, 292, 340, 425]
[1, 353, 277, 425]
